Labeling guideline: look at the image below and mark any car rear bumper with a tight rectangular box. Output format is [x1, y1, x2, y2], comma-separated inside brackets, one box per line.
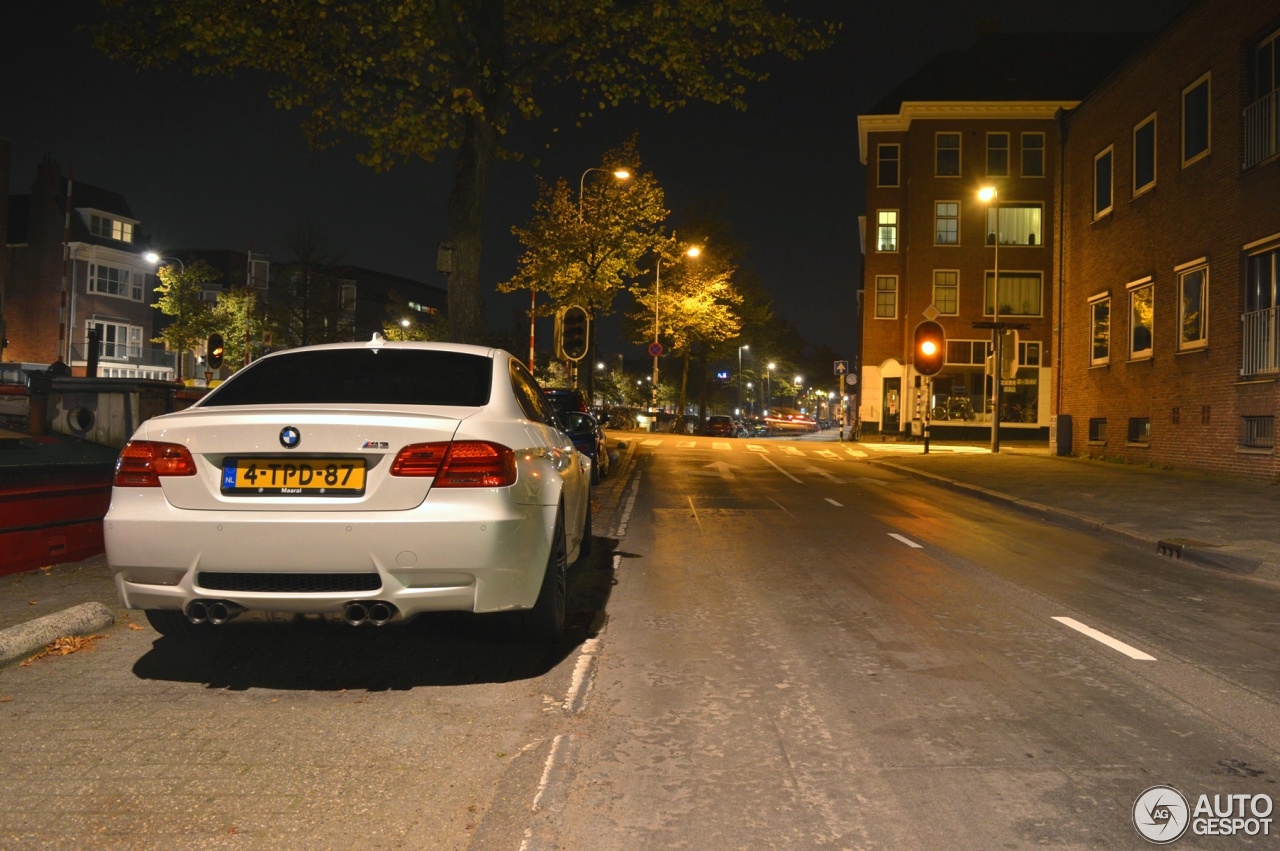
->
[105, 492, 556, 618]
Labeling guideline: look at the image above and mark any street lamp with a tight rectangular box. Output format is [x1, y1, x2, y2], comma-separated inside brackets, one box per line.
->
[766, 362, 775, 414]
[579, 167, 632, 218]
[979, 185, 1001, 453]
[145, 252, 189, 380]
[651, 239, 701, 410]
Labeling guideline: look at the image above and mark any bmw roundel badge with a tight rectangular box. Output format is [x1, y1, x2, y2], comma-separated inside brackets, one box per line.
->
[279, 426, 301, 449]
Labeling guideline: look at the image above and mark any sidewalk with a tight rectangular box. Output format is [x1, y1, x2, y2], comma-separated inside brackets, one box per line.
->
[862, 441, 1280, 584]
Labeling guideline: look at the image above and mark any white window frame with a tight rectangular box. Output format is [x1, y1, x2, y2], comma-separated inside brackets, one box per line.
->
[1176, 259, 1209, 351]
[933, 270, 959, 315]
[1128, 276, 1154, 361]
[935, 132, 961, 177]
[1182, 72, 1211, 167]
[984, 270, 1043, 318]
[877, 143, 900, 188]
[876, 210, 898, 252]
[88, 263, 143, 302]
[1021, 132, 1045, 178]
[87, 320, 142, 361]
[986, 132, 1010, 177]
[934, 201, 959, 246]
[1094, 146, 1114, 219]
[1088, 293, 1111, 366]
[874, 275, 898, 319]
[1133, 113, 1157, 196]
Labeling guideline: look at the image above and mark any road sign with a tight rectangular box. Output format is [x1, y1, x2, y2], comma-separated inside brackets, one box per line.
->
[648, 342, 663, 357]
[834, 360, 848, 375]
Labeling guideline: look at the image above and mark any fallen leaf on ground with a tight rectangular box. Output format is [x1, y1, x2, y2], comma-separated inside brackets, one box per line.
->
[128, 623, 144, 631]
[27, 600, 38, 606]
[20, 634, 105, 665]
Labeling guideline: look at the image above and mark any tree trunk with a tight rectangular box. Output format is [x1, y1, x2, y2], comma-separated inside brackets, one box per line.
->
[446, 115, 498, 344]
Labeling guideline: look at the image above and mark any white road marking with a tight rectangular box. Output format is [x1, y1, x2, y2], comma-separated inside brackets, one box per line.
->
[642, 438, 663, 447]
[1052, 617, 1157, 661]
[712, 441, 732, 451]
[746, 444, 769, 453]
[612, 471, 641, 538]
[815, 449, 839, 459]
[676, 440, 697, 449]
[759, 454, 803, 483]
[888, 533, 923, 548]
[563, 637, 601, 712]
[782, 446, 804, 456]
[768, 496, 794, 517]
[825, 498, 843, 507]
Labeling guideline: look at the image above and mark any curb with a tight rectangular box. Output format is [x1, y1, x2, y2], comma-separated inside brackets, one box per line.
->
[0, 602, 115, 667]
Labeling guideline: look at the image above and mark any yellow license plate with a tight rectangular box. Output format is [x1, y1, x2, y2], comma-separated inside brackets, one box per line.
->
[221, 457, 366, 495]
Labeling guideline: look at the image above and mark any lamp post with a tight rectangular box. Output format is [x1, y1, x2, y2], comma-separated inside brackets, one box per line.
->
[651, 239, 701, 411]
[145, 252, 188, 380]
[766, 362, 775, 414]
[736, 344, 749, 416]
[979, 185, 1001, 453]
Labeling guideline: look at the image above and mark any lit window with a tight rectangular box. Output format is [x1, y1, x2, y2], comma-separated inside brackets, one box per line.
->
[985, 271, 1042, 317]
[933, 270, 958, 315]
[935, 202, 959, 245]
[986, 203, 1043, 246]
[1129, 281, 1154, 359]
[874, 276, 897, 319]
[1177, 263, 1208, 350]
[876, 211, 898, 252]
[1090, 296, 1111, 366]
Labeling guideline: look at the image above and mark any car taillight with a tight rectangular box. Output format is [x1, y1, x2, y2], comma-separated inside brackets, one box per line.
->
[390, 441, 517, 487]
[114, 441, 198, 487]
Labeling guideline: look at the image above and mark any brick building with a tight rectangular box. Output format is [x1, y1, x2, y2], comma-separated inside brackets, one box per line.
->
[3, 157, 172, 379]
[857, 33, 1145, 441]
[1058, 0, 1280, 478]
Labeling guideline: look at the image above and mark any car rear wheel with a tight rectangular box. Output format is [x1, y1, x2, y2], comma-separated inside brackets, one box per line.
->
[516, 508, 568, 643]
[144, 608, 215, 639]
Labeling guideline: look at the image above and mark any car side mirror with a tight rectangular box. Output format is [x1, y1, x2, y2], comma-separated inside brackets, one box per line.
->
[557, 411, 594, 436]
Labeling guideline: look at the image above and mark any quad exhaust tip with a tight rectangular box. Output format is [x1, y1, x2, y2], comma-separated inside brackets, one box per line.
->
[186, 600, 245, 625]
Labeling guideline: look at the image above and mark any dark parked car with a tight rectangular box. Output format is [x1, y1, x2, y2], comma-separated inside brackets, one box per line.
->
[704, 415, 736, 437]
[558, 410, 611, 484]
[544, 388, 591, 414]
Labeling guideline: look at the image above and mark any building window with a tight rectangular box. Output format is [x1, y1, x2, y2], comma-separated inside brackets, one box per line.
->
[1090, 295, 1111, 366]
[874, 276, 897, 318]
[877, 144, 900, 187]
[935, 201, 959, 245]
[1242, 416, 1275, 449]
[88, 263, 143, 302]
[87, 321, 142, 361]
[89, 214, 134, 243]
[1022, 132, 1045, 177]
[936, 132, 961, 177]
[1094, 146, 1114, 218]
[1182, 73, 1211, 166]
[984, 271, 1042, 317]
[1133, 114, 1157, 195]
[1246, 246, 1279, 312]
[986, 132, 1009, 176]
[340, 283, 357, 312]
[1019, 341, 1041, 367]
[985, 203, 1042, 246]
[876, 210, 898, 252]
[1245, 29, 1280, 167]
[1129, 280, 1154, 359]
[933, 270, 959, 315]
[1127, 417, 1151, 444]
[1177, 262, 1208, 350]
[1089, 418, 1107, 442]
[945, 339, 988, 364]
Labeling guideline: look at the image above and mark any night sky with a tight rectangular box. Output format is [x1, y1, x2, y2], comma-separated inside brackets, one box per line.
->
[2, 0, 1189, 358]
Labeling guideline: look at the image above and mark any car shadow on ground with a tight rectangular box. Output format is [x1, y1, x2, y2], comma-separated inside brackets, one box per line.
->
[128, 534, 621, 692]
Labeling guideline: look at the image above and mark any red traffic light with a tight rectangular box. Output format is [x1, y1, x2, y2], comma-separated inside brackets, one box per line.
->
[913, 321, 945, 377]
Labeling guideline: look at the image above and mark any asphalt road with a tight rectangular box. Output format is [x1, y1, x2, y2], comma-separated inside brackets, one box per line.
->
[1, 435, 1277, 849]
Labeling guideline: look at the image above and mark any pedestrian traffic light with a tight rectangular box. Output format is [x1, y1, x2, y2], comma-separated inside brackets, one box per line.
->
[556, 305, 590, 362]
[913, 320, 945, 377]
[207, 333, 225, 370]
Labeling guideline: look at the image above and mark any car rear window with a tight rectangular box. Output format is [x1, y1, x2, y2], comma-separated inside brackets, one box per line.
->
[199, 349, 493, 407]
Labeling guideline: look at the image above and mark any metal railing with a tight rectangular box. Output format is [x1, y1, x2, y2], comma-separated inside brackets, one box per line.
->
[71, 342, 178, 378]
[1243, 90, 1278, 169]
[1241, 306, 1280, 376]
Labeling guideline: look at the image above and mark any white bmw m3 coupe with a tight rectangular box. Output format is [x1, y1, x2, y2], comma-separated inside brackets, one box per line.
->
[104, 337, 592, 642]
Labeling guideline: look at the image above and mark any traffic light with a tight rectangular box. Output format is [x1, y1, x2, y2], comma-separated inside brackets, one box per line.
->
[913, 320, 945, 377]
[207, 333, 225, 370]
[556, 305, 590, 362]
